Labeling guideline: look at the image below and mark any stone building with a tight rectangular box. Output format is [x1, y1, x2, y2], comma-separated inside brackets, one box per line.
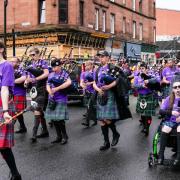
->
[0, 0, 156, 62]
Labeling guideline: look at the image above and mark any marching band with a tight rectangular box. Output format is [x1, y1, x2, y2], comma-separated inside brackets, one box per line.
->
[1, 41, 180, 179]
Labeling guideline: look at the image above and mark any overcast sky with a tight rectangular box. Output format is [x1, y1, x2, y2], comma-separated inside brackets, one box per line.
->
[156, 0, 180, 11]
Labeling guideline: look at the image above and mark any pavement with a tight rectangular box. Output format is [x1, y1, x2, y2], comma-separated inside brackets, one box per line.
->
[0, 96, 180, 180]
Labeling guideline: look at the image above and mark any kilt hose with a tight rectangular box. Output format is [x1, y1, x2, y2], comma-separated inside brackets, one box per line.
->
[45, 101, 69, 121]
[0, 98, 16, 148]
[96, 91, 119, 121]
[136, 93, 157, 116]
[13, 95, 27, 112]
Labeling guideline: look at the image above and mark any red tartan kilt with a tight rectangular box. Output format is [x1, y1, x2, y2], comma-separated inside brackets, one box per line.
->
[13, 95, 27, 112]
[0, 98, 15, 148]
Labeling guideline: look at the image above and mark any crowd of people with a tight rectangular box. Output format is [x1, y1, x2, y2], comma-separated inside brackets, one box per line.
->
[0, 40, 180, 179]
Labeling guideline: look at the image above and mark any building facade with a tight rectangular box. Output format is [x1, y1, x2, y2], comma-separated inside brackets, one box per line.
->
[0, 0, 156, 62]
[156, 8, 180, 59]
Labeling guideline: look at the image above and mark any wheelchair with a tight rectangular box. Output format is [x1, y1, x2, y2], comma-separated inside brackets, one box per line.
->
[148, 120, 178, 167]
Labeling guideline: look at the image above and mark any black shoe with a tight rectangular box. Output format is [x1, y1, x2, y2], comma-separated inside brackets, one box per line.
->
[61, 138, 68, 145]
[36, 132, 49, 138]
[111, 133, 120, 146]
[99, 142, 110, 151]
[51, 137, 62, 144]
[10, 174, 22, 180]
[173, 159, 180, 166]
[81, 122, 89, 127]
[91, 121, 97, 126]
[15, 128, 27, 134]
[30, 137, 37, 143]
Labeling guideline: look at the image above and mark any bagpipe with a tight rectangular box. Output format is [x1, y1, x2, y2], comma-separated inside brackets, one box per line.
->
[48, 72, 78, 94]
[140, 73, 161, 92]
[85, 72, 94, 82]
[99, 64, 120, 85]
[0, 101, 38, 128]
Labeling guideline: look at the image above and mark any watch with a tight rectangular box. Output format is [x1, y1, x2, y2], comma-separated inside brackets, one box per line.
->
[3, 110, 8, 113]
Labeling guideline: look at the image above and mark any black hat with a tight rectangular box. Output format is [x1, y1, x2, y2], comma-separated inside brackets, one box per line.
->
[97, 50, 109, 57]
[51, 59, 61, 67]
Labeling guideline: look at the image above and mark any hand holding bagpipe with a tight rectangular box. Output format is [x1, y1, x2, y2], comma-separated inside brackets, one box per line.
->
[0, 102, 38, 128]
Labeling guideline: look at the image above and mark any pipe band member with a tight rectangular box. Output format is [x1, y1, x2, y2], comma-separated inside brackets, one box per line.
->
[134, 62, 157, 136]
[10, 57, 27, 134]
[93, 50, 120, 151]
[161, 59, 177, 102]
[80, 60, 97, 127]
[0, 42, 21, 180]
[45, 58, 71, 144]
[25, 47, 49, 143]
[158, 80, 180, 166]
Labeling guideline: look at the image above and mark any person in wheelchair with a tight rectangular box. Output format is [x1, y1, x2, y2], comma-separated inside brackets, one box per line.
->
[158, 80, 180, 166]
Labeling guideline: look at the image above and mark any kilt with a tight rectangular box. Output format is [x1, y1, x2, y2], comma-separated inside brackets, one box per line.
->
[0, 98, 15, 148]
[162, 85, 170, 99]
[13, 95, 27, 112]
[136, 93, 156, 116]
[96, 91, 119, 121]
[45, 101, 69, 121]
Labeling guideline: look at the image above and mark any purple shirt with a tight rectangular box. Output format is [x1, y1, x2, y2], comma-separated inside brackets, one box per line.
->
[134, 75, 152, 95]
[161, 96, 180, 122]
[0, 61, 14, 94]
[47, 70, 70, 103]
[80, 71, 94, 93]
[162, 67, 176, 83]
[14, 67, 26, 96]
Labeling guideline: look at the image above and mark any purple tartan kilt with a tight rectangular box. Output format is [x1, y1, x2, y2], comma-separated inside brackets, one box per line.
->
[0, 99, 15, 148]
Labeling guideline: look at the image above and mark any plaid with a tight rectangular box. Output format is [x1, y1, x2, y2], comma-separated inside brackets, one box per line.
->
[0, 98, 15, 148]
[13, 95, 27, 112]
[136, 93, 156, 116]
[162, 85, 170, 99]
[45, 101, 69, 121]
[96, 91, 119, 120]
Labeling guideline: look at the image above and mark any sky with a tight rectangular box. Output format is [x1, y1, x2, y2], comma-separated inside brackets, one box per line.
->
[156, 0, 180, 11]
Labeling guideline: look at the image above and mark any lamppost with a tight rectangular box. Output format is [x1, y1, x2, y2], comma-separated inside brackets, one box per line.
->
[4, 0, 8, 53]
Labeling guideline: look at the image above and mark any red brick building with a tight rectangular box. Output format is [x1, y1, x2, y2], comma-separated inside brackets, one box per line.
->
[156, 8, 180, 59]
[156, 8, 180, 40]
[0, 0, 156, 61]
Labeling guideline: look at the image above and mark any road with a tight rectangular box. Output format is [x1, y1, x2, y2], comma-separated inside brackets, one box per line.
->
[0, 96, 180, 180]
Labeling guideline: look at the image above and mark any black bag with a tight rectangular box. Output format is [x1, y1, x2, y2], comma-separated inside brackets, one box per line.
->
[48, 99, 57, 110]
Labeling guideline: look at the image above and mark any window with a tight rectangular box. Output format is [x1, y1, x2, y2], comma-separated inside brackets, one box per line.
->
[133, 21, 136, 38]
[153, 1, 156, 17]
[139, 0, 142, 13]
[153, 27, 156, 43]
[102, 11, 106, 32]
[139, 23, 143, 40]
[110, 14, 115, 34]
[39, 0, 46, 24]
[95, 9, 99, 30]
[59, 0, 68, 24]
[122, 17, 126, 33]
[132, 0, 136, 11]
[79, 1, 84, 26]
